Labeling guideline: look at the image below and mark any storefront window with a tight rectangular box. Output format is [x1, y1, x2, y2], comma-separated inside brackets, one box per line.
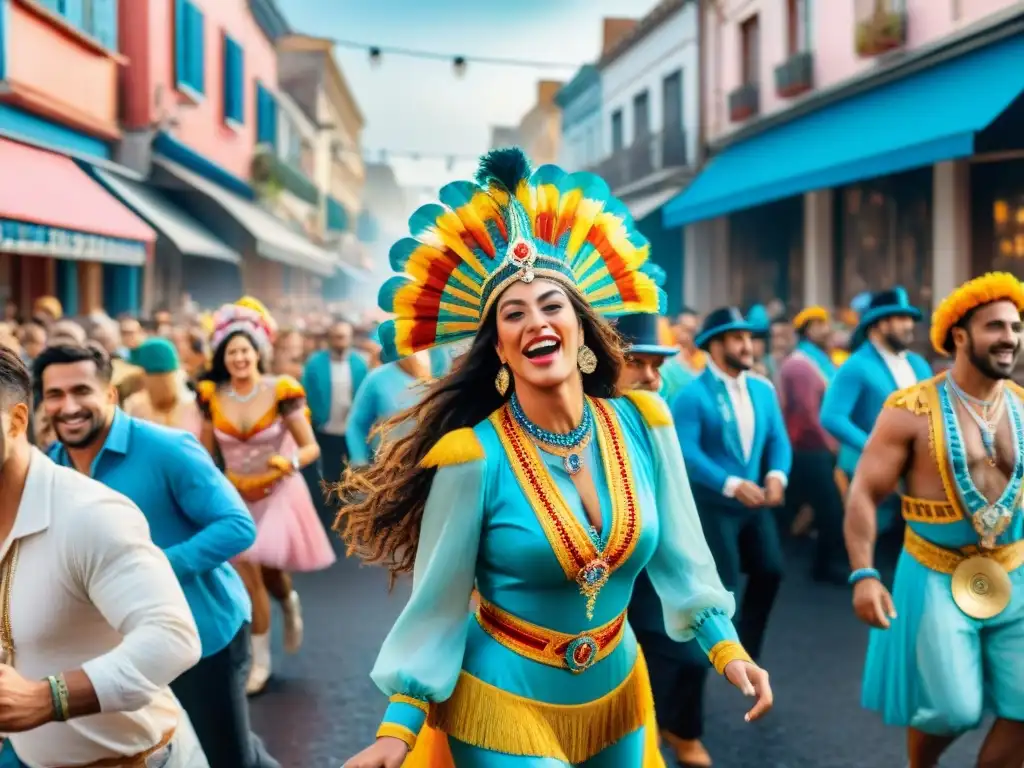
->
[972, 159, 1024, 278]
[728, 196, 803, 313]
[834, 167, 933, 350]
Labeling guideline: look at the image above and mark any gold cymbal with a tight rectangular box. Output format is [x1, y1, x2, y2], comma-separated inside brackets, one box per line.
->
[951, 556, 1012, 620]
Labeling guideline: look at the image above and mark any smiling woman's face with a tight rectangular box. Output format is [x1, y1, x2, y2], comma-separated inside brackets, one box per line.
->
[494, 278, 581, 392]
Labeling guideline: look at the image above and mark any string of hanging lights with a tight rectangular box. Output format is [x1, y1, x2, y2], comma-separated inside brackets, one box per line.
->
[328, 37, 582, 76]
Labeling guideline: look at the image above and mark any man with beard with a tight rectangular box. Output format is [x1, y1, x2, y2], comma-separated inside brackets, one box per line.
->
[779, 306, 846, 583]
[35, 344, 280, 768]
[615, 312, 716, 766]
[0, 346, 205, 767]
[821, 288, 933, 535]
[672, 307, 791, 680]
[846, 273, 1024, 768]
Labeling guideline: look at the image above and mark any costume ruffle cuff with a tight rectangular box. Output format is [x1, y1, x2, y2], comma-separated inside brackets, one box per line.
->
[690, 606, 751, 674]
[377, 694, 429, 749]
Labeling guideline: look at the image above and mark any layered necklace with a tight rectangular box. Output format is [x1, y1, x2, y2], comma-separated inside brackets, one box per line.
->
[946, 375, 1005, 465]
[509, 392, 593, 477]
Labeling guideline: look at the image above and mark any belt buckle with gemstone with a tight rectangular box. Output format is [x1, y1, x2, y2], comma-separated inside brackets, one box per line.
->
[951, 554, 1012, 619]
[565, 634, 599, 673]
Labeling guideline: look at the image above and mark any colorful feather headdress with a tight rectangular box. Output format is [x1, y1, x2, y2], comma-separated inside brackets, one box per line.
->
[210, 304, 273, 354]
[376, 148, 666, 362]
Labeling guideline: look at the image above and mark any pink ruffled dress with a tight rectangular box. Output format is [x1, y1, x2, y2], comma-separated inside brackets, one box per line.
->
[199, 376, 336, 572]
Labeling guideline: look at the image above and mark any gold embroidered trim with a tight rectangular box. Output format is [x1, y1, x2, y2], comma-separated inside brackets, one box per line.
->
[707, 640, 753, 676]
[488, 397, 640, 588]
[904, 526, 1024, 574]
[390, 693, 429, 714]
[376, 723, 417, 750]
[427, 651, 653, 764]
[900, 495, 961, 525]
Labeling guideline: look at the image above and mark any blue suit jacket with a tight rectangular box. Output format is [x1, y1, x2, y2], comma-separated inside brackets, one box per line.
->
[302, 349, 369, 430]
[672, 368, 792, 510]
[819, 343, 932, 476]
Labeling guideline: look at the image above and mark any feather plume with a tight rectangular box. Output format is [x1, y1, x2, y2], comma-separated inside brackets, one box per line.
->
[474, 148, 533, 192]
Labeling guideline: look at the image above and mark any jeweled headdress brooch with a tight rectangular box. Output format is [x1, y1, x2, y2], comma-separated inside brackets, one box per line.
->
[377, 148, 666, 362]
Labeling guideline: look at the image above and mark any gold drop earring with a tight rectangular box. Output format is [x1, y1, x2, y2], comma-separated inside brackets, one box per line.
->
[495, 363, 510, 396]
[577, 343, 597, 375]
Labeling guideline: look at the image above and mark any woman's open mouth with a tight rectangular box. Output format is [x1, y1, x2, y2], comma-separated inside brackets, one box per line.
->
[523, 336, 561, 365]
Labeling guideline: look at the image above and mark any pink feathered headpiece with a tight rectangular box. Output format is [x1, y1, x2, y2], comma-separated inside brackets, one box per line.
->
[210, 304, 273, 354]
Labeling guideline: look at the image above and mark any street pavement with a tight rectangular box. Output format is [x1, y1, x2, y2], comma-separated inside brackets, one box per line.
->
[250, 535, 986, 768]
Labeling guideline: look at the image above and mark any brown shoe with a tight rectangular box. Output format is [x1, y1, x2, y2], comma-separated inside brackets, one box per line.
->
[661, 732, 712, 767]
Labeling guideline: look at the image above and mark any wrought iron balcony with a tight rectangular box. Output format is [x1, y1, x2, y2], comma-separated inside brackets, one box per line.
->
[774, 51, 814, 98]
[728, 82, 760, 122]
[251, 149, 320, 207]
[855, 0, 907, 57]
[590, 129, 687, 191]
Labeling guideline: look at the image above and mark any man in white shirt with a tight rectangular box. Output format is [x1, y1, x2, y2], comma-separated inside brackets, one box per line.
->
[0, 347, 206, 767]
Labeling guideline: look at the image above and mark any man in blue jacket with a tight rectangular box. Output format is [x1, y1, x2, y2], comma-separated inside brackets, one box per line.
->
[820, 287, 932, 533]
[672, 306, 792, 661]
[301, 318, 368, 514]
[36, 343, 277, 768]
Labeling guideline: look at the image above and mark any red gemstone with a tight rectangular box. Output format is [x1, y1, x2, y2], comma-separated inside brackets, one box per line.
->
[574, 644, 593, 665]
[513, 242, 530, 259]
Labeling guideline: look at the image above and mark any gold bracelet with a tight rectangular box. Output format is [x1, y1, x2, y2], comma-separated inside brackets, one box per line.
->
[707, 640, 754, 676]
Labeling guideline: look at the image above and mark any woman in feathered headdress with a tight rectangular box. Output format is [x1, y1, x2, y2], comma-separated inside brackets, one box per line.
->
[196, 302, 335, 695]
[336, 149, 772, 768]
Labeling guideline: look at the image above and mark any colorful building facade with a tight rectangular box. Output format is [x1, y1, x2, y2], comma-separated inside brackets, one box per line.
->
[665, 0, 1024, 343]
[0, 0, 155, 317]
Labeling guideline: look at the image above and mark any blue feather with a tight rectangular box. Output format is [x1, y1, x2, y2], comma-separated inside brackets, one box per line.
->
[377, 320, 399, 363]
[408, 203, 447, 238]
[378, 276, 412, 313]
[475, 148, 532, 192]
[389, 238, 420, 272]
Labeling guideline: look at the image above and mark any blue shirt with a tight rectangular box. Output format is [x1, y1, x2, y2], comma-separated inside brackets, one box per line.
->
[49, 409, 255, 658]
[345, 363, 428, 464]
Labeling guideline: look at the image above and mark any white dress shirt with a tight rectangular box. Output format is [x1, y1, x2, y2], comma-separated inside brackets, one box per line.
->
[4, 449, 201, 767]
[322, 353, 354, 436]
[707, 360, 788, 498]
[872, 341, 918, 390]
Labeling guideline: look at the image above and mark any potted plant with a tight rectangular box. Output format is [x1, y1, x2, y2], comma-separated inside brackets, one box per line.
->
[855, 0, 905, 56]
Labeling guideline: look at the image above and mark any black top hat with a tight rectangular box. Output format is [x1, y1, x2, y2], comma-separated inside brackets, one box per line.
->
[613, 313, 678, 358]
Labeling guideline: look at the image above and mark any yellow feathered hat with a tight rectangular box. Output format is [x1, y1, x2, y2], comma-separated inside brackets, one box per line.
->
[235, 295, 278, 340]
[792, 306, 830, 331]
[930, 272, 1024, 356]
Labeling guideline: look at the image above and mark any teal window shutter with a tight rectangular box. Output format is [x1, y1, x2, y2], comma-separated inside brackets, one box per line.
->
[88, 0, 118, 50]
[327, 196, 349, 232]
[256, 83, 278, 148]
[176, 0, 204, 96]
[222, 36, 244, 124]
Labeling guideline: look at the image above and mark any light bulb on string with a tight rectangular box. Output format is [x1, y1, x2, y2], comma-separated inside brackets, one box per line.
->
[452, 56, 467, 77]
[368, 47, 382, 67]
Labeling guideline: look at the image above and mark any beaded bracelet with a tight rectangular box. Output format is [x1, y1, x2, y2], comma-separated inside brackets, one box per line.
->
[848, 567, 881, 586]
[46, 675, 70, 722]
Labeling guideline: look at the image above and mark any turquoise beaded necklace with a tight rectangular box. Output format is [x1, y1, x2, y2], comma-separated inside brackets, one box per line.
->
[509, 392, 593, 476]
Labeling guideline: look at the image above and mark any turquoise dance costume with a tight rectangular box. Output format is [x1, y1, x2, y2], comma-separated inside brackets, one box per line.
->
[356, 149, 752, 766]
[864, 375, 1024, 734]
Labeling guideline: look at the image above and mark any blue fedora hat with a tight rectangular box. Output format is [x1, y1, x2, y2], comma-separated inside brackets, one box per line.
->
[851, 286, 922, 348]
[746, 304, 771, 338]
[613, 312, 678, 358]
[695, 306, 755, 350]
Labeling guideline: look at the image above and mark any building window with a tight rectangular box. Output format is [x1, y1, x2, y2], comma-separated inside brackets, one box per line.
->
[632, 91, 650, 141]
[175, 0, 205, 98]
[255, 82, 278, 149]
[41, 0, 118, 50]
[786, 0, 811, 55]
[611, 110, 624, 152]
[740, 14, 761, 84]
[222, 34, 244, 126]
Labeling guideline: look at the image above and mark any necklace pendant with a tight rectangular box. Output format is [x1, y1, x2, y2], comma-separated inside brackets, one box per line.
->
[564, 452, 583, 475]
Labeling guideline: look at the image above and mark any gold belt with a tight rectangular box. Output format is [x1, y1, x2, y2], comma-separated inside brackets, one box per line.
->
[900, 494, 963, 524]
[904, 527, 1023, 619]
[57, 728, 175, 768]
[475, 597, 626, 673]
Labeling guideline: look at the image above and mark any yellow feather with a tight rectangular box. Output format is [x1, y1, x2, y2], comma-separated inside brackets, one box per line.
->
[420, 428, 485, 468]
[623, 391, 672, 428]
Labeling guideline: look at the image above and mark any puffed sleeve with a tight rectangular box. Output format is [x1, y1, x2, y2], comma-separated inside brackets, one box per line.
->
[624, 392, 754, 676]
[275, 375, 310, 422]
[195, 380, 215, 420]
[370, 428, 485, 749]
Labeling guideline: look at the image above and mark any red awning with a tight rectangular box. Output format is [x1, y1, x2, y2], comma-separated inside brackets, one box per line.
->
[0, 138, 155, 245]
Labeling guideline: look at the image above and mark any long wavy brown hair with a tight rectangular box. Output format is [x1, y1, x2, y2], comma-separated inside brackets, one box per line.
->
[333, 287, 626, 585]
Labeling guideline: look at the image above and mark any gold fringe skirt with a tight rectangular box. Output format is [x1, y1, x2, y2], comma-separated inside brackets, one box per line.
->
[402, 649, 664, 767]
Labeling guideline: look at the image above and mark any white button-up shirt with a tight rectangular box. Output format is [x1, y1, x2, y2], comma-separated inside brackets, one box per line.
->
[4, 449, 201, 767]
[707, 360, 788, 497]
[322, 352, 354, 436]
[872, 341, 918, 390]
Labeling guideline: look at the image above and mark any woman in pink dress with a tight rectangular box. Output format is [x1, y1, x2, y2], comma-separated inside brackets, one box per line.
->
[197, 304, 336, 695]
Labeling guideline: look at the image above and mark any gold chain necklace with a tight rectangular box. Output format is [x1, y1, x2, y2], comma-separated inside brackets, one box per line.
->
[0, 541, 21, 666]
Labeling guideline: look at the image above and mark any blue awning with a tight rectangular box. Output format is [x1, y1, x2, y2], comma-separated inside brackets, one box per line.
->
[663, 34, 1024, 228]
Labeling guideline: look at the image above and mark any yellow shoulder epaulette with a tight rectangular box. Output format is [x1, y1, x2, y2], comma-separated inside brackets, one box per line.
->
[196, 380, 216, 403]
[420, 428, 484, 468]
[1007, 381, 1024, 402]
[622, 390, 673, 428]
[883, 377, 937, 416]
[275, 375, 306, 401]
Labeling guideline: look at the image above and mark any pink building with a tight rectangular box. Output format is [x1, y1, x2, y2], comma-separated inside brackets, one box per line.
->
[666, 0, 1024, 345]
[116, 0, 333, 308]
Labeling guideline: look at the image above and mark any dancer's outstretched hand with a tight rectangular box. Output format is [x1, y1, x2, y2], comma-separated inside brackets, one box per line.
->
[343, 736, 409, 768]
[724, 661, 773, 722]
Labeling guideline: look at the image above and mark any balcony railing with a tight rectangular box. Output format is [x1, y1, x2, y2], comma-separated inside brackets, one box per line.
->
[855, 0, 907, 57]
[728, 82, 760, 122]
[774, 51, 814, 98]
[251, 149, 320, 206]
[590, 129, 687, 191]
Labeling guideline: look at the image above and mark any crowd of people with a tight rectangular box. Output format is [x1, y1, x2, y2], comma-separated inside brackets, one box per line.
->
[0, 148, 1020, 768]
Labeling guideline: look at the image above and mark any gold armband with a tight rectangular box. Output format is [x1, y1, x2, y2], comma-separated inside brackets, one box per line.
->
[708, 640, 754, 675]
